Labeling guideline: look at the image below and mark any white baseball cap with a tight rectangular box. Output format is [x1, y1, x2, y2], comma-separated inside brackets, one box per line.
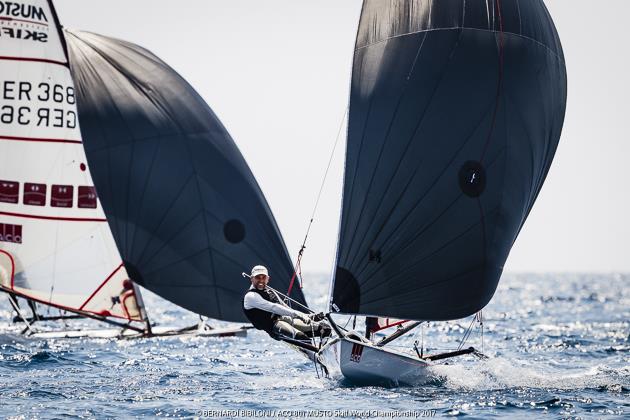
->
[250, 265, 268, 277]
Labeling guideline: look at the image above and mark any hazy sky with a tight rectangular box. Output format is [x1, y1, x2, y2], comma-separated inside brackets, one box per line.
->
[54, 0, 629, 274]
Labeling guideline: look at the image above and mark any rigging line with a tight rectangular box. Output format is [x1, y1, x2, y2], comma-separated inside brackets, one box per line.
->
[457, 315, 477, 351]
[479, 310, 484, 354]
[343, 28, 463, 269]
[287, 106, 348, 296]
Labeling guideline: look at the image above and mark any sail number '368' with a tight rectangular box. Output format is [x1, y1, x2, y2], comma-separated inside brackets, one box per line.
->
[1, 81, 77, 128]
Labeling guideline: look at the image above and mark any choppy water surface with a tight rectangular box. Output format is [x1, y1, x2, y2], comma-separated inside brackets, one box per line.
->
[0, 273, 628, 419]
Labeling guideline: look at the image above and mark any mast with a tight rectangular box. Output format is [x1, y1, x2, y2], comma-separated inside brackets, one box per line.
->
[0, 0, 147, 330]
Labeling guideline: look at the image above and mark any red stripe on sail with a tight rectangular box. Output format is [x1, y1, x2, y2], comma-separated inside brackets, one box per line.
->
[0, 249, 16, 289]
[0, 210, 107, 223]
[0, 55, 68, 67]
[78, 262, 124, 311]
[0, 135, 82, 144]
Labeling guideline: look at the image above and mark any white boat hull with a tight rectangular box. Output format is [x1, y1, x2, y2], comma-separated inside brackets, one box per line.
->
[334, 337, 431, 385]
[28, 325, 248, 339]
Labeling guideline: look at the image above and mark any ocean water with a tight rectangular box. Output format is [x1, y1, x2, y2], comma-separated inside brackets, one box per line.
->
[0, 273, 628, 419]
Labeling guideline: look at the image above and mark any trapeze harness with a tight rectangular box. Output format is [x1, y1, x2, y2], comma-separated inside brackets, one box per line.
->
[243, 288, 280, 335]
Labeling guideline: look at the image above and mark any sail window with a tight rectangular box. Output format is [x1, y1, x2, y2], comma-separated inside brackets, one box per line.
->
[50, 184, 73, 208]
[23, 182, 46, 206]
[78, 186, 97, 208]
[0, 180, 19, 203]
[458, 161, 486, 197]
[223, 219, 245, 244]
[0, 223, 22, 244]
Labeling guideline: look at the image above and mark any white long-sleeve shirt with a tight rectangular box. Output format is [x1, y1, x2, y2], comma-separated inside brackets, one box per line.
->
[243, 286, 306, 318]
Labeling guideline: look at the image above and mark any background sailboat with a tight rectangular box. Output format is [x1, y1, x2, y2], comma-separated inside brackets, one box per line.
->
[0, 0, 153, 336]
[324, 0, 567, 384]
[1, 0, 303, 338]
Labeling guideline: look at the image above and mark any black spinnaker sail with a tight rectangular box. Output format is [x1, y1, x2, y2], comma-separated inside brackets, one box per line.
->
[331, 0, 567, 321]
[65, 30, 305, 323]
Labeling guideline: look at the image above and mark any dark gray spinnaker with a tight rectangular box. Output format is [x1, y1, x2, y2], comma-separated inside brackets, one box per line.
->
[65, 30, 305, 323]
[331, 0, 567, 321]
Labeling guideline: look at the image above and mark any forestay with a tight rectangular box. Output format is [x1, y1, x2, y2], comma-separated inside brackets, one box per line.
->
[0, 0, 144, 321]
[65, 30, 306, 322]
[331, 0, 567, 321]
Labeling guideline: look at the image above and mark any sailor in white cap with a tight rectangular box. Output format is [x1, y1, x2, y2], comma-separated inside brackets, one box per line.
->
[243, 265, 329, 340]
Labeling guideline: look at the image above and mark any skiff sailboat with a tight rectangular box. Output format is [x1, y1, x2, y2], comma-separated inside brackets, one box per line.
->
[317, 0, 567, 385]
[0, 0, 305, 338]
[0, 0, 154, 338]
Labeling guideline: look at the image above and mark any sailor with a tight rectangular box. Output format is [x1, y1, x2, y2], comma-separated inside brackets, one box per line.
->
[243, 265, 330, 340]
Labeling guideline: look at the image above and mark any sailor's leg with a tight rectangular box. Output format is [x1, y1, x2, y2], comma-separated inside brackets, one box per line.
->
[287, 318, 332, 338]
[272, 320, 309, 340]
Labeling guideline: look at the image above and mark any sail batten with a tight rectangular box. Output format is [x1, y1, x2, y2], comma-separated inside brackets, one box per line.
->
[331, 0, 566, 321]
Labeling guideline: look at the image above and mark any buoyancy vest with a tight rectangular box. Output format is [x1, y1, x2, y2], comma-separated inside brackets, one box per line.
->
[243, 287, 280, 333]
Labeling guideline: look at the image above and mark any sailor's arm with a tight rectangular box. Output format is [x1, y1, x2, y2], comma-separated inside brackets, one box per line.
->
[244, 292, 309, 321]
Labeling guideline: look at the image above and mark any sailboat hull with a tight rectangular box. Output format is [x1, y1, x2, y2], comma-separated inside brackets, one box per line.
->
[28, 325, 248, 340]
[336, 338, 431, 386]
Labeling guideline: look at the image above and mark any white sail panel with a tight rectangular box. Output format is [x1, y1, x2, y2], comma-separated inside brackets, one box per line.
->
[0, 0, 142, 321]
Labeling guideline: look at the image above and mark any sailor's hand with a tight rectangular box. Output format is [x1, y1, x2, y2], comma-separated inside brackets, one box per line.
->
[297, 314, 311, 324]
[310, 312, 325, 322]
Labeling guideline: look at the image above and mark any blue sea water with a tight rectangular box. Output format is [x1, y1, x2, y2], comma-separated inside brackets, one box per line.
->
[0, 273, 628, 419]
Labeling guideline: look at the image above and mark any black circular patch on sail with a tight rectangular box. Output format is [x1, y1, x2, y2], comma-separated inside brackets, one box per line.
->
[224, 219, 245, 243]
[459, 161, 486, 197]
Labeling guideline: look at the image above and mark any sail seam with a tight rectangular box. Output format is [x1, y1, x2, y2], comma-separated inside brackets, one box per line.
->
[345, 28, 464, 270]
[356, 27, 564, 63]
[354, 147, 506, 293]
[133, 173, 197, 267]
[360, 206, 500, 307]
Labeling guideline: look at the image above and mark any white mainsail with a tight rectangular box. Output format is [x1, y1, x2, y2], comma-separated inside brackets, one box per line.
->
[0, 0, 144, 322]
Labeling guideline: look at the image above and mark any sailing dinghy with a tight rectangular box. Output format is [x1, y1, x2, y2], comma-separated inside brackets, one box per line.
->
[318, 0, 567, 385]
[0, 1, 294, 339]
[0, 0, 153, 338]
